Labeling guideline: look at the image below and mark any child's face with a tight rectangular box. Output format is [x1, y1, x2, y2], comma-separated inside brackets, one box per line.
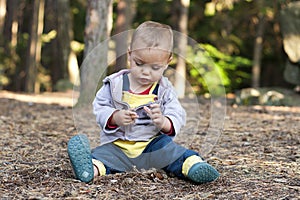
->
[128, 47, 172, 87]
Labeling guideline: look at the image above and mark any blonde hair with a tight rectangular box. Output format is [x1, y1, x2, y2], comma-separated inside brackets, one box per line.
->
[130, 21, 173, 53]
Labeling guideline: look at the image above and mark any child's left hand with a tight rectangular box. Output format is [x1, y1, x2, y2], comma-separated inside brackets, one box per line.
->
[144, 103, 171, 132]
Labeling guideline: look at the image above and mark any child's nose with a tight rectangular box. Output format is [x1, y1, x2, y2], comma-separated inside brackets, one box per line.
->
[141, 66, 151, 75]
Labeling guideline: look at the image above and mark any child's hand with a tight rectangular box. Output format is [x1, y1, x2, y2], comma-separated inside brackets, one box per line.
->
[144, 103, 171, 132]
[112, 110, 138, 126]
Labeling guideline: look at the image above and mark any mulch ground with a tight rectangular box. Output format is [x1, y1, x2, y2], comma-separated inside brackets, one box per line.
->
[0, 92, 299, 199]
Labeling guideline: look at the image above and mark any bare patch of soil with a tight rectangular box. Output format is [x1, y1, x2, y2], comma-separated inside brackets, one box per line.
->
[0, 91, 299, 199]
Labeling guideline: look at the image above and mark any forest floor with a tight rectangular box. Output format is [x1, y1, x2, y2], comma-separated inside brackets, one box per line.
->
[0, 90, 299, 199]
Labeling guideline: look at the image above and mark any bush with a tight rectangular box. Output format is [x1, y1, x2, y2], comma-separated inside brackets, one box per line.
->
[187, 43, 252, 94]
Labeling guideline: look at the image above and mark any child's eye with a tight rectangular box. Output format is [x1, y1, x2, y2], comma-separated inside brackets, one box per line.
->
[152, 66, 162, 70]
[135, 61, 143, 66]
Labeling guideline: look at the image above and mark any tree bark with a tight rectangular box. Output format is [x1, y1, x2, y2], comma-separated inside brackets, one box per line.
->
[24, 0, 36, 91]
[0, 0, 6, 90]
[3, 0, 19, 52]
[55, 0, 71, 85]
[46, 0, 71, 90]
[174, 0, 190, 98]
[68, 49, 80, 86]
[25, 0, 44, 93]
[77, 0, 112, 105]
[251, 0, 265, 88]
[114, 0, 135, 72]
[12, 0, 26, 91]
[68, 0, 80, 87]
[1, 0, 18, 90]
[0, 0, 6, 35]
[3, 0, 12, 46]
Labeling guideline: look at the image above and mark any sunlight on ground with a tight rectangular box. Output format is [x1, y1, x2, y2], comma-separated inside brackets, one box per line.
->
[0, 90, 78, 107]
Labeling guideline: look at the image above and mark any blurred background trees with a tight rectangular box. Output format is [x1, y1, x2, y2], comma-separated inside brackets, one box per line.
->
[0, 0, 299, 95]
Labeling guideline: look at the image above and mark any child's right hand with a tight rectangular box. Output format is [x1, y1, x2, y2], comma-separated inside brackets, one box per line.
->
[112, 110, 138, 126]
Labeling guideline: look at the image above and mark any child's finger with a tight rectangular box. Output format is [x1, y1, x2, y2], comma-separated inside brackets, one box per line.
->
[150, 104, 161, 112]
[143, 106, 152, 115]
[150, 105, 162, 115]
[149, 103, 160, 109]
[129, 111, 138, 119]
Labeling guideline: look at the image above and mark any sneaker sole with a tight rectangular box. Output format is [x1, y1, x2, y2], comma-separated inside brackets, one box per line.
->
[67, 134, 94, 183]
[187, 162, 220, 184]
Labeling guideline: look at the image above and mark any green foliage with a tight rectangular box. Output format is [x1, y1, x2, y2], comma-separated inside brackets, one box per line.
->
[133, 0, 173, 27]
[70, 0, 86, 43]
[0, 43, 20, 89]
[41, 30, 57, 43]
[187, 43, 252, 94]
[0, 47, 9, 88]
[1, 0, 293, 92]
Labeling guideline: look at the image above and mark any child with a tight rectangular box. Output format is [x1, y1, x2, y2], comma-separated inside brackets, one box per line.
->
[68, 21, 220, 183]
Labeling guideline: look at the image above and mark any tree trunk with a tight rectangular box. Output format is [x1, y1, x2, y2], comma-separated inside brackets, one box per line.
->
[3, 0, 19, 52]
[55, 0, 71, 86]
[13, 0, 26, 91]
[0, 0, 6, 35]
[68, 49, 80, 86]
[251, 0, 265, 88]
[25, 0, 44, 93]
[45, 0, 71, 90]
[68, 0, 80, 87]
[3, 0, 12, 46]
[114, 0, 135, 72]
[77, 0, 112, 105]
[0, 0, 6, 90]
[174, 0, 190, 98]
[1, 0, 18, 90]
[25, 0, 39, 93]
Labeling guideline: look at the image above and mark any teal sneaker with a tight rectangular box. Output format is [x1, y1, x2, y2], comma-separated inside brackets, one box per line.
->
[187, 162, 220, 184]
[67, 134, 94, 183]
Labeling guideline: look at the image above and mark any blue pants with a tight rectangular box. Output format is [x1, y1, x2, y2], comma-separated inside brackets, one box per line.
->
[144, 134, 199, 178]
[92, 134, 199, 178]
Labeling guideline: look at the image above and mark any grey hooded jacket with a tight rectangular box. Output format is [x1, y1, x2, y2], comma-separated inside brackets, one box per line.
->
[92, 69, 186, 145]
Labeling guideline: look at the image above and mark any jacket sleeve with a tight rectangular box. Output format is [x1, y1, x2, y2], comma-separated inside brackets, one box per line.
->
[92, 83, 120, 134]
[161, 87, 186, 137]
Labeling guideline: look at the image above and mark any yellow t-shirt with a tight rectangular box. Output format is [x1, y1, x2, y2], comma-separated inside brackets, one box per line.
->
[121, 82, 158, 108]
[113, 82, 158, 158]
